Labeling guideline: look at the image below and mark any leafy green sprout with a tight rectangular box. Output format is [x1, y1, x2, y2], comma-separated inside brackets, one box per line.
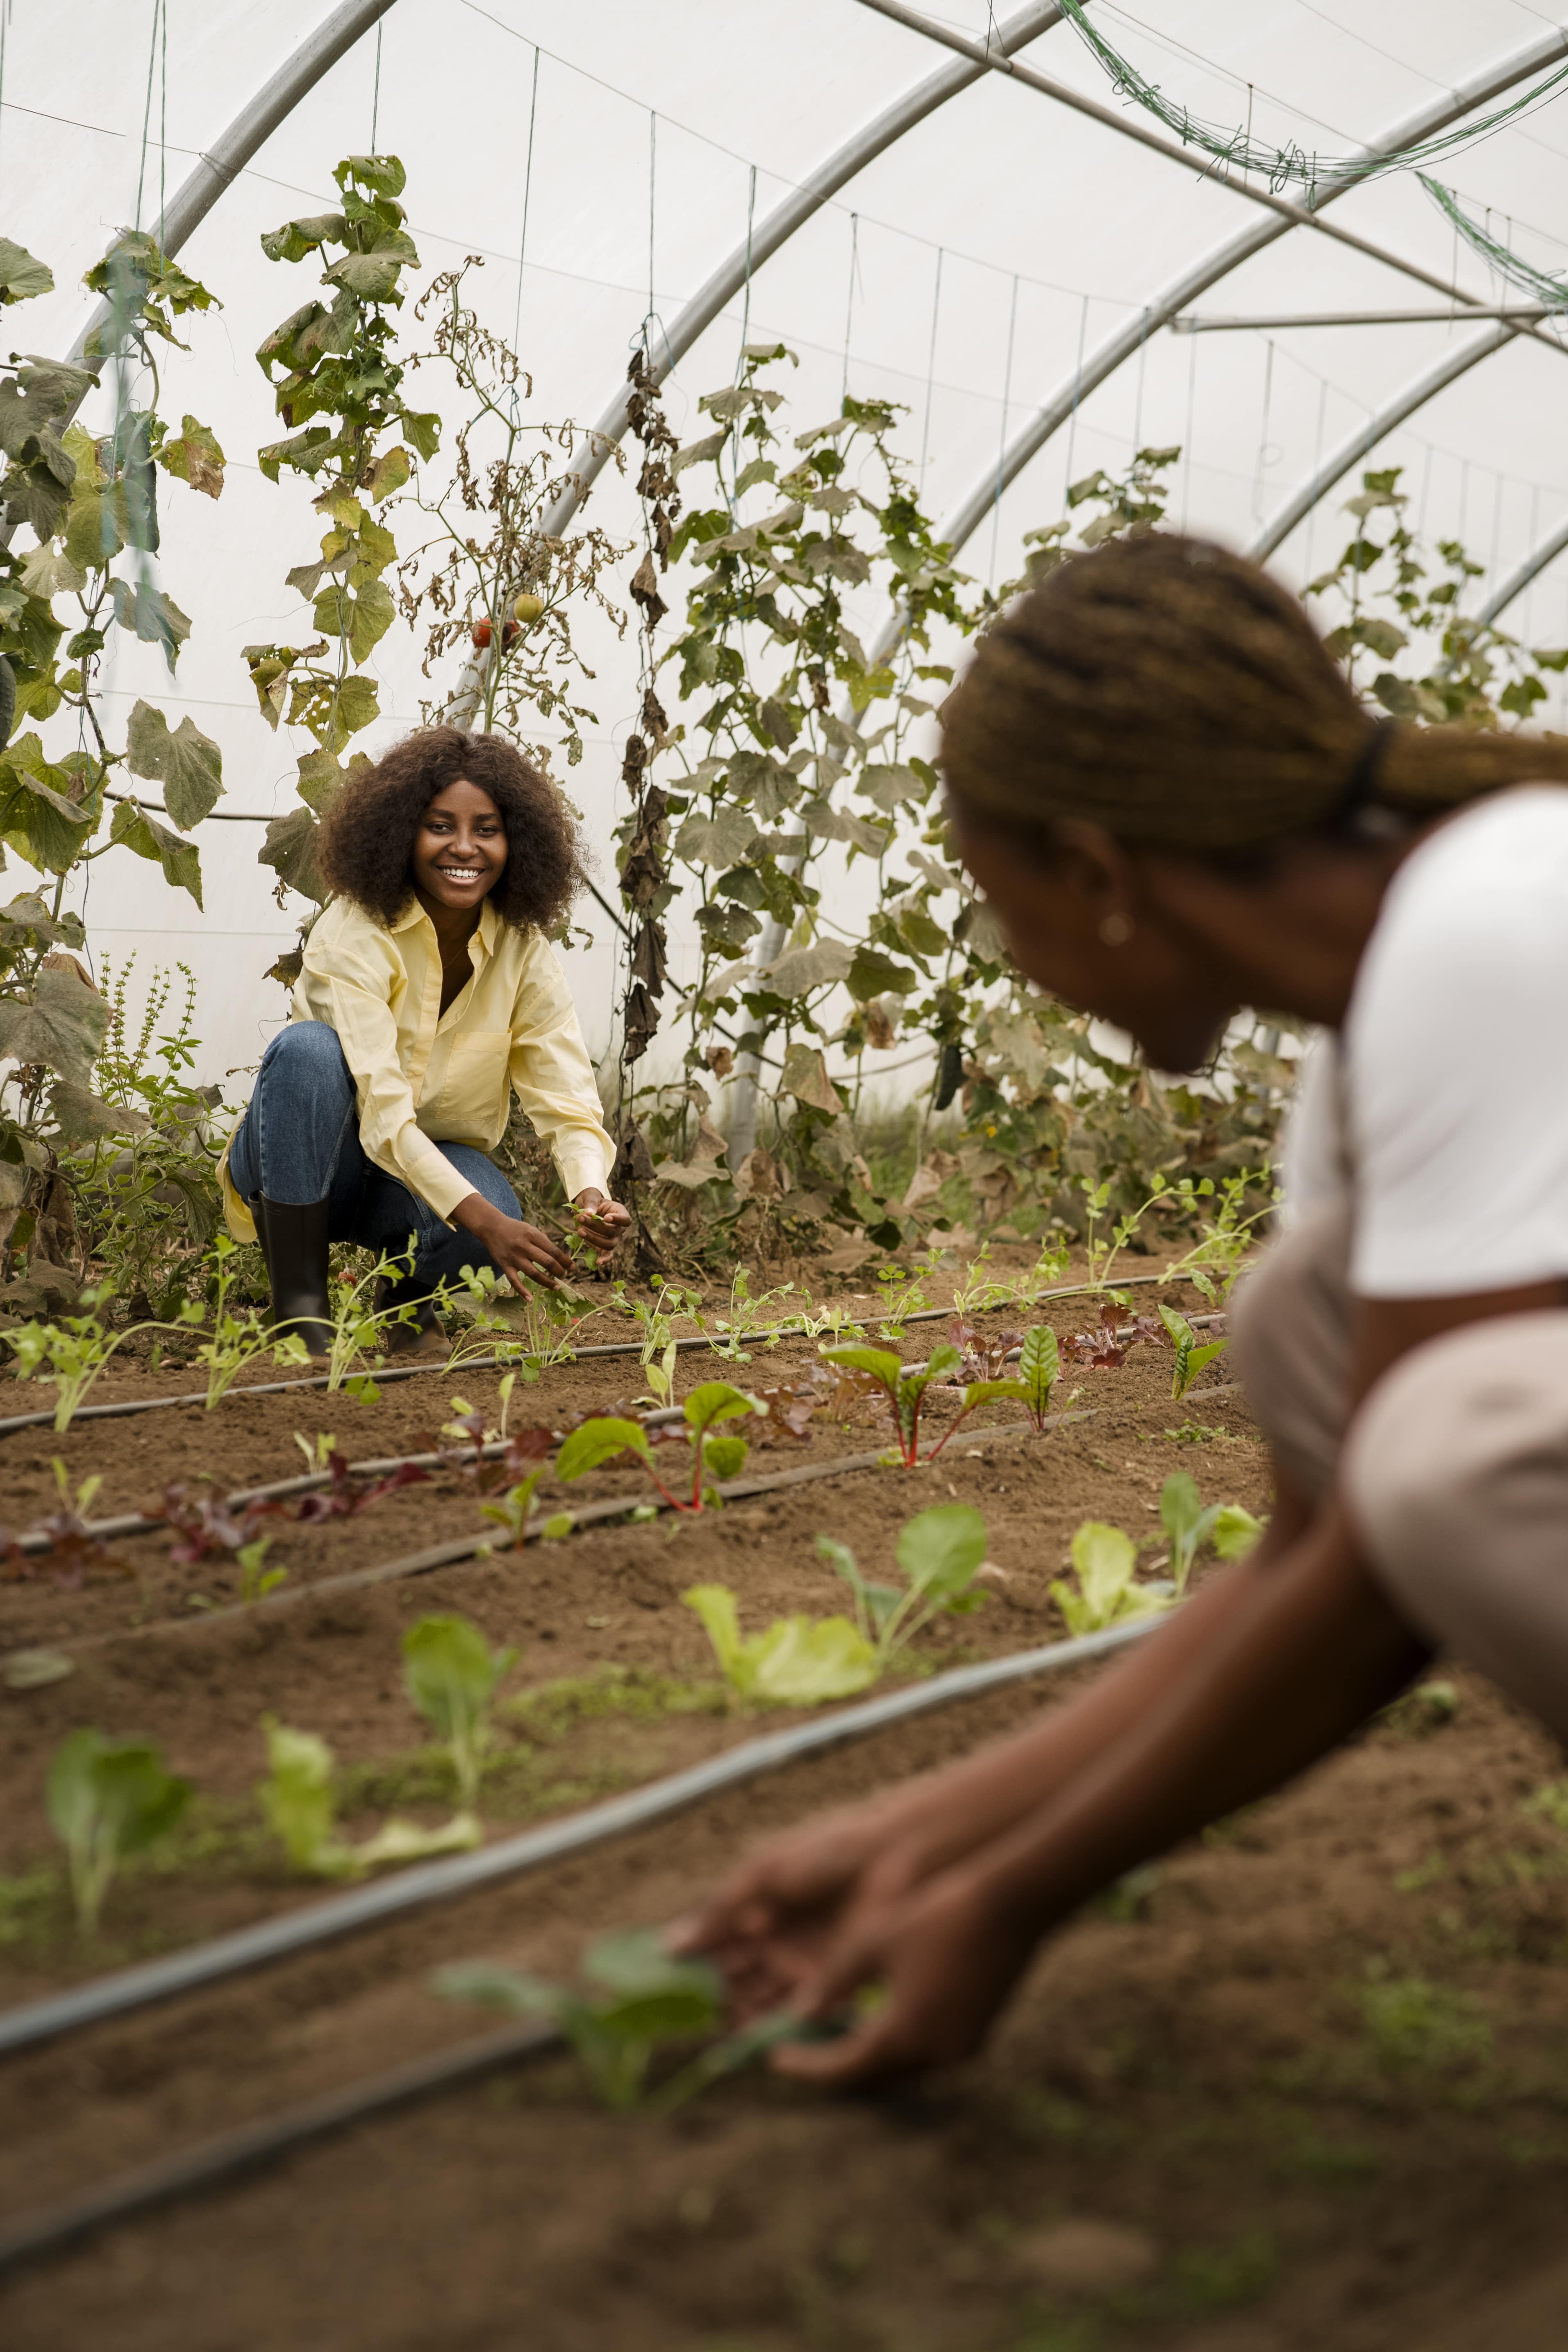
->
[936, 1323, 1061, 1457]
[1157, 1301, 1229, 1400]
[707, 1268, 795, 1361]
[682, 1585, 878, 1706]
[46, 1727, 190, 1936]
[818, 1502, 991, 1666]
[820, 1342, 961, 1466]
[873, 1268, 930, 1338]
[434, 1927, 807, 2112]
[189, 1232, 305, 1408]
[236, 1532, 286, 1606]
[401, 1613, 518, 1810]
[1160, 1472, 1265, 1597]
[1050, 1522, 1170, 1638]
[556, 1382, 760, 1513]
[5, 1284, 179, 1433]
[257, 1715, 480, 1878]
[437, 1261, 583, 1375]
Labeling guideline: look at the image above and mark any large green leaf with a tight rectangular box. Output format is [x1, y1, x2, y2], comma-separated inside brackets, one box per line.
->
[0, 746, 96, 873]
[312, 575, 393, 663]
[556, 1416, 652, 1481]
[125, 700, 223, 828]
[746, 1613, 878, 1704]
[0, 240, 54, 305]
[682, 1382, 758, 1439]
[895, 1503, 988, 1601]
[110, 795, 204, 908]
[109, 577, 191, 664]
[0, 961, 109, 1081]
[46, 1082, 151, 1143]
[260, 212, 348, 266]
[258, 804, 326, 904]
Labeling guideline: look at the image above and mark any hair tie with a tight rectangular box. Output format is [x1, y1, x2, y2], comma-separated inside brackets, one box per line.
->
[1341, 716, 1399, 818]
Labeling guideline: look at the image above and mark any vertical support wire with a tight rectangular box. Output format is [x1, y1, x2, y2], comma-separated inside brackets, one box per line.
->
[842, 212, 859, 405]
[0, 0, 8, 180]
[989, 273, 1020, 588]
[1251, 338, 1275, 526]
[647, 111, 657, 343]
[1180, 322, 1198, 529]
[1131, 303, 1150, 456]
[370, 20, 383, 150]
[918, 246, 943, 497]
[135, 0, 162, 231]
[511, 46, 541, 354]
[157, 0, 168, 244]
[736, 164, 757, 370]
[1062, 293, 1089, 510]
[1488, 468, 1504, 594]
[1302, 378, 1328, 581]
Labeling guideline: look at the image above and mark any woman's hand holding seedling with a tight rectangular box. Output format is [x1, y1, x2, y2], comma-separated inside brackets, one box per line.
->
[452, 1190, 575, 1291]
[571, 1187, 632, 1267]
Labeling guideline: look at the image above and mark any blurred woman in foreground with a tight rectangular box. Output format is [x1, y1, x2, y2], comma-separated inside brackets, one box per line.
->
[681, 531, 1568, 2083]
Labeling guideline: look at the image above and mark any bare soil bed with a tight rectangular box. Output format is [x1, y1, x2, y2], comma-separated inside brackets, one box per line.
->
[0, 1253, 1565, 2349]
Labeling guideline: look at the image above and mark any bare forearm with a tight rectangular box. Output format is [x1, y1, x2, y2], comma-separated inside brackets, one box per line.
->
[970, 1512, 1427, 1941]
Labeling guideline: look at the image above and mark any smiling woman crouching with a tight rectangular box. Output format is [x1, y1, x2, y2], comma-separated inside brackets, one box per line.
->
[223, 727, 628, 1356]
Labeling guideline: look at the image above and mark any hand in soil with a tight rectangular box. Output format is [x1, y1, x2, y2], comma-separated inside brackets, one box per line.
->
[451, 1193, 573, 1291]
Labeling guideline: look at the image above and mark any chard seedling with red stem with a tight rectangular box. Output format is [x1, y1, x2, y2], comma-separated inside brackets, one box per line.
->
[556, 1382, 759, 1512]
[820, 1342, 961, 1466]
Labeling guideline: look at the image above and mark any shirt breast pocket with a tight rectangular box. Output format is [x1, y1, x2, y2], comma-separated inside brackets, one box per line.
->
[433, 1030, 511, 1130]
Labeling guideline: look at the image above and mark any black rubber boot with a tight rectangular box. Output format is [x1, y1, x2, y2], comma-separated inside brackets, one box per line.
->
[373, 1274, 446, 1357]
[251, 1194, 334, 1357]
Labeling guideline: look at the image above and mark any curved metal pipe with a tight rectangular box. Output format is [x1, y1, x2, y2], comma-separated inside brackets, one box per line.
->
[64, 0, 401, 373]
[1477, 513, 1568, 628]
[1247, 320, 1518, 562]
[924, 20, 1568, 580]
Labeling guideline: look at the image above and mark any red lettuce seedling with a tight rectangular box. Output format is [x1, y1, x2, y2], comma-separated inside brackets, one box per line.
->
[294, 1450, 431, 1523]
[948, 1317, 1023, 1383]
[557, 1383, 759, 1513]
[6, 1460, 135, 1588]
[1064, 1301, 1160, 1368]
[819, 1343, 961, 1466]
[159, 1483, 280, 1565]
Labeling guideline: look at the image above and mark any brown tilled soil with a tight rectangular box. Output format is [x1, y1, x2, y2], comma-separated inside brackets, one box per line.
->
[0, 1254, 1566, 2349]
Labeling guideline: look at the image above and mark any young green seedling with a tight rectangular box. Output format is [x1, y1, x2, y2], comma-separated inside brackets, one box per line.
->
[1050, 1520, 1169, 1637]
[932, 1323, 1061, 1458]
[433, 1927, 727, 2110]
[6, 1285, 182, 1433]
[556, 1383, 759, 1513]
[820, 1343, 961, 1466]
[1157, 1302, 1229, 1400]
[257, 1715, 480, 1878]
[190, 1234, 300, 1408]
[1158, 1473, 1264, 1596]
[816, 1502, 990, 1666]
[401, 1613, 518, 1810]
[46, 1727, 190, 1936]
[682, 1584, 878, 1706]
[707, 1269, 795, 1362]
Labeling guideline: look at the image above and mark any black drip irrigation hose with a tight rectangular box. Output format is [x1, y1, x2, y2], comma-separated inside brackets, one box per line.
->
[0, 1272, 1198, 1437]
[0, 1613, 1159, 2070]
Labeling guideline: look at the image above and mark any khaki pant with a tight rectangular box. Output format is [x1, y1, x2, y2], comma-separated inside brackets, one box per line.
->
[1230, 1204, 1568, 1745]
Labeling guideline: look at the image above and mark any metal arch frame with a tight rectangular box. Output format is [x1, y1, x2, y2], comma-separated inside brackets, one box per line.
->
[1477, 516, 1568, 629]
[1246, 319, 1521, 563]
[64, 0, 401, 373]
[915, 18, 1568, 588]
[534, 0, 1067, 543]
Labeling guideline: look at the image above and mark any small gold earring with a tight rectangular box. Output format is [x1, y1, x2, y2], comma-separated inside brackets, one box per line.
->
[1099, 911, 1135, 946]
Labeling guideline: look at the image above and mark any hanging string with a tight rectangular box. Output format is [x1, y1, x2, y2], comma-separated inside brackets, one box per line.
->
[841, 212, 859, 405]
[735, 163, 757, 373]
[371, 21, 383, 150]
[1488, 471, 1504, 593]
[1302, 380, 1328, 580]
[134, 0, 161, 232]
[1180, 325, 1197, 530]
[511, 46, 541, 355]
[1423, 176, 1568, 314]
[989, 273, 1019, 588]
[647, 111, 657, 341]
[1062, 293, 1089, 504]
[918, 246, 943, 496]
[1251, 338, 1275, 525]
[0, 0, 8, 182]
[1130, 302, 1150, 455]
[157, 0, 168, 245]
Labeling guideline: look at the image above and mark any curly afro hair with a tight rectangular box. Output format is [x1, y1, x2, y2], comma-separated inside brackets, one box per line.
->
[316, 727, 585, 932]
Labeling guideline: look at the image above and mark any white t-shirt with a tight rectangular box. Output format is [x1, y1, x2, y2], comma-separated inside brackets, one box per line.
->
[1282, 787, 1568, 1299]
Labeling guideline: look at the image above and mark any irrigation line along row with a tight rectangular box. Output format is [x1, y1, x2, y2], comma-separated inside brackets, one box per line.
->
[0, 2018, 564, 2276]
[0, 1272, 1197, 1436]
[10, 1311, 1224, 1558]
[0, 1613, 1160, 2063]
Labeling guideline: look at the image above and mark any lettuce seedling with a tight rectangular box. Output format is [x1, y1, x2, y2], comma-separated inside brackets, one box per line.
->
[1159, 1473, 1263, 1595]
[820, 1343, 961, 1466]
[1050, 1521, 1169, 1637]
[402, 1613, 518, 1809]
[434, 1927, 727, 2109]
[1157, 1302, 1229, 1400]
[682, 1585, 878, 1706]
[556, 1382, 759, 1512]
[47, 1727, 190, 1936]
[817, 1502, 990, 1665]
[257, 1715, 480, 1877]
[1212, 1502, 1266, 1560]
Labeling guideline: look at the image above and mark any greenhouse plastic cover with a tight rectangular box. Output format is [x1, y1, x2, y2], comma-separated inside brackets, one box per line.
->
[5, 0, 1568, 1084]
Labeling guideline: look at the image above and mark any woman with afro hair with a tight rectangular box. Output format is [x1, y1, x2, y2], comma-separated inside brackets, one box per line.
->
[223, 728, 627, 1354]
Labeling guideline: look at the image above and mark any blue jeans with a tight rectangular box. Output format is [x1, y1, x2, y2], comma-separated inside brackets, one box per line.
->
[228, 1021, 519, 1305]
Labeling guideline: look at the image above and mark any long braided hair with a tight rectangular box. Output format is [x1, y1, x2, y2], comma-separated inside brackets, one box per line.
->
[941, 532, 1568, 853]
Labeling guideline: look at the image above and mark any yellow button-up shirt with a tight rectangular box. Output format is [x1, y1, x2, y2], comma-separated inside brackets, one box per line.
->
[221, 894, 614, 1243]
